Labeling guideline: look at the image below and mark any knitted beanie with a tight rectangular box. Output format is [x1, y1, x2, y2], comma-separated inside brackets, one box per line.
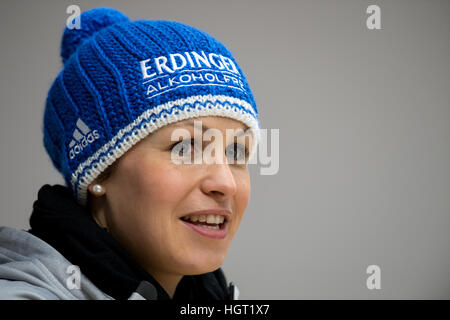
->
[43, 7, 260, 205]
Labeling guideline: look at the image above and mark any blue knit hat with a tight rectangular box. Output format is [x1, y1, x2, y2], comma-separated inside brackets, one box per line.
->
[43, 7, 260, 205]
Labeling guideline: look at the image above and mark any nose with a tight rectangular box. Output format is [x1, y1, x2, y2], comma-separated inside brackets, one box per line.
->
[200, 162, 237, 199]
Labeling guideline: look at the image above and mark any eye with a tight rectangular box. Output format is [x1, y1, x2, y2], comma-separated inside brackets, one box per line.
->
[225, 143, 249, 164]
[170, 138, 194, 157]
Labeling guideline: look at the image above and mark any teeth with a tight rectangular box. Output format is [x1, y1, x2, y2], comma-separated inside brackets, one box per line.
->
[199, 224, 219, 230]
[183, 214, 225, 224]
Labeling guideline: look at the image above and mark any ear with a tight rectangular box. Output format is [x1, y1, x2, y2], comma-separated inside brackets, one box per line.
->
[88, 182, 106, 197]
[87, 181, 109, 230]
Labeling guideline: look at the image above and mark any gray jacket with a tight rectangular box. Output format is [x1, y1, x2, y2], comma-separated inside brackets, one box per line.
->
[0, 226, 154, 300]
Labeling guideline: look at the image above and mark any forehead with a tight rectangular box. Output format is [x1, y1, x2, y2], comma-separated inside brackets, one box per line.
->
[168, 117, 247, 130]
[139, 117, 252, 148]
[125, 116, 253, 157]
[152, 117, 249, 138]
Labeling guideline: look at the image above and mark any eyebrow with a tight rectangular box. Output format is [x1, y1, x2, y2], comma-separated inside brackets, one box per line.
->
[171, 119, 249, 136]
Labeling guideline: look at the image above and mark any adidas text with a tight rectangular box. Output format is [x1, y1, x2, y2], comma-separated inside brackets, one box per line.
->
[69, 130, 100, 159]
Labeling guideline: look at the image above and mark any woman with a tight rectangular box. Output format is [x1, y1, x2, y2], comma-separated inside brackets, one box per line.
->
[0, 7, 260, 300]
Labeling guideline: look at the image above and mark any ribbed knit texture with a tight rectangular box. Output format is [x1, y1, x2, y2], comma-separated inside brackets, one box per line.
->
[43, 7, 260, 204]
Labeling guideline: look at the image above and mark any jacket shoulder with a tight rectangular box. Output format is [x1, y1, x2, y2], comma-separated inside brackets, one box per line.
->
[0, 226, 111, 300]
[0, 279, 60, 300]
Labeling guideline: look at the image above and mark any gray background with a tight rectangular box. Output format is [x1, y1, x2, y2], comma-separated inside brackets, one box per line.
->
[0, 0, 449, 299]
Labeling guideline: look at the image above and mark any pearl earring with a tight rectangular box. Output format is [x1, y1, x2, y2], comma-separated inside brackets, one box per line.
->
[92, 184, 104, 195]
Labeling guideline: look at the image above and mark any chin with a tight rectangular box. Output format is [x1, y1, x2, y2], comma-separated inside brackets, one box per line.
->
[181, 253, 226, 275]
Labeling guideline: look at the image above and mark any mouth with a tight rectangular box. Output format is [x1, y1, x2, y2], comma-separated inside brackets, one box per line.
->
[179, 214, 228, 239]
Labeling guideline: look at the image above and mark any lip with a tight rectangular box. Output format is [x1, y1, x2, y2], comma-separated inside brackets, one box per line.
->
[181, 219, 228, 239]
[179, 208, 231, 240]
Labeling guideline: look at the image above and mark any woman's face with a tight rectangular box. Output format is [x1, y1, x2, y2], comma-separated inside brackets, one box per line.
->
[90, 116, 251, 280]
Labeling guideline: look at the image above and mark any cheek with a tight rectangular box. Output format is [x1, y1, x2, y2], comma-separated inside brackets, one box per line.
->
[106, 160, 189, 253]
[124, 162, 187, 212]
[232, 172, 251, 224]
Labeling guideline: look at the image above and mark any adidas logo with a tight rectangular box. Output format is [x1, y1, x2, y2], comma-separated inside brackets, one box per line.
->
[69, 118, 100, 160]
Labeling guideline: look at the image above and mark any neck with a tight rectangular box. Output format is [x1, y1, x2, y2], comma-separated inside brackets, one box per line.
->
[151, 271, 183, 299]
